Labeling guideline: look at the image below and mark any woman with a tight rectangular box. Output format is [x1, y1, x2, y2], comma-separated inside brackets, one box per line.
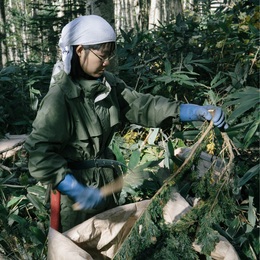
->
[25, 15, 228, 232]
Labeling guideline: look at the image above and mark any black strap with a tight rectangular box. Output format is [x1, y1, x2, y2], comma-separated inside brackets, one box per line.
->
[68, 159, 131, 172]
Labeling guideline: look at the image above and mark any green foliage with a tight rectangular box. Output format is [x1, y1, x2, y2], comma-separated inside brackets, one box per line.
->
[118, 7, 258, 95]
[0, 62, 53, 134]
[0, 172, 50, 259]
[223, 86, 260, 149]
[117, 0, 259, 150]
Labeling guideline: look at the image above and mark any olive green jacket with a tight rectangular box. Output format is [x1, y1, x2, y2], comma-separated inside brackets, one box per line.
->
[24, 70, 182, 188]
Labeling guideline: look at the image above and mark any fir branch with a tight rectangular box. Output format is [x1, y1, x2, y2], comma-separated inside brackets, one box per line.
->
[113, 121, 239, 260]
[113, 122, 214, 259]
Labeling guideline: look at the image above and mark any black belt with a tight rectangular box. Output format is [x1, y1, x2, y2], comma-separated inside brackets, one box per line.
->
[68, 159, 131, 172]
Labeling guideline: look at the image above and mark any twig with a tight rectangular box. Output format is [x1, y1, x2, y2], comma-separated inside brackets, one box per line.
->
[249, 46, 260, 75]
[0, 164, 12, 174]
[153, 120, 214, 198]
[171, 120, 214, 180]
[229, 138, 240, 155]
[0, 164, 28, 172]
[135, 73, 141, 91]
[218, 132, 234, 180]
[178, 53, 183, 71]
[209, 177, 228, 214]
[139, 130, 153, 152]
[208, 132, 235, 214]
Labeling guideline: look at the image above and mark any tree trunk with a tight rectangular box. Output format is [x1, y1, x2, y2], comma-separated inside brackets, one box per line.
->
[173, 0, 184, 20]
[86, 0, 118, 75]
[149, 0, 159, 29]
[21, 0, 28, 62]
[165, 0, 174, 24]
[0, 0, 7, 69]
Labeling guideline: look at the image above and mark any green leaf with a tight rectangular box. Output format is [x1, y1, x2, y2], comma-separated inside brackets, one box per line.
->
[0, 205, 8, 217]
[243, 113, 260, 149]
[0, 172, 16, 185]
[241, 239, 258, 259]
[165, 141, 174, 169]
[219, 22, 230, 34]
[228, 98, 259, 122]
[6, 195, 24, 207]
[148, 128, 159, 145]
[246, 188, 256, 233]
[207, 90, 217, 105]
[211, 77, 228, 89]
[0, 65, 20, 75]
[227, 217, 240, 238]
[0, 76, 12, 82]
[225, 121, 253, 133]
[179, 183, 191, 198]
[164, 141, 183, 169]
[192, 59, 212, 64]
[224, 87, 259, 100]
[27, 185, 46, 197]
[134, 159, 163, 172]
[156, 75, 174, 84]
[165, 60, 171, 76]
[142, 180, 158, 191]
[210, 72, 221, 86]
[184, 64, 194, 72]
[29, 226, 47, 245]
[173, 130, 200, 140]
[192, 63, 213, 73]
[239, 164, 260, 187]
[248, 228, 260, 255]
[112, 143, 127, 173]
[12, 120, 28, 126]
[249, 24, 259, 34]
[128, 150, 141, 170]
[118, 62, 135, 71]
[26, 193, 45, 212]
[184, 52, 193, 64]
[9, 214, 27, 226]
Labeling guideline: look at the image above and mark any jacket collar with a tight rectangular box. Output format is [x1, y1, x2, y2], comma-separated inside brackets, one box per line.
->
[52, 70, 111, 102]
[76, 77, 111, 102]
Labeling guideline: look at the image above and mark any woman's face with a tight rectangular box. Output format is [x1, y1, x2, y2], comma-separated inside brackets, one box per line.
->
[76, 45, 112, 78]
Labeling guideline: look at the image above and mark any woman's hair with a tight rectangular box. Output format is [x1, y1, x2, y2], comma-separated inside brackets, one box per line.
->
[69, 42, 115, 80]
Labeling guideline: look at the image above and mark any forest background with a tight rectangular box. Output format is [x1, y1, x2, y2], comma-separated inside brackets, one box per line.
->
[0, 0, 259, 259]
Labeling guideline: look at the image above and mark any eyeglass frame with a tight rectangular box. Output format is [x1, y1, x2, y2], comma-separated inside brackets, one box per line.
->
[89, 49, 115, 63]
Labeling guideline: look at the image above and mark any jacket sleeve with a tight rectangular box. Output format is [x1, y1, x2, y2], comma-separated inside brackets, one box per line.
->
[114, 77, 182, 128]
[24, 86, 72, 188]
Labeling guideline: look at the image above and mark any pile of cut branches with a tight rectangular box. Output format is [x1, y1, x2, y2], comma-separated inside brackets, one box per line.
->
[113, 120, 241, 260]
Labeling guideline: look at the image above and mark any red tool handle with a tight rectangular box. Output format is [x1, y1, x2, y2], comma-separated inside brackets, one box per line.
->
[50, 189, 60, 231]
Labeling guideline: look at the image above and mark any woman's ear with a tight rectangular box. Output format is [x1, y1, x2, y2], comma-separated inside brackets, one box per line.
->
[76, 45, 84, 57]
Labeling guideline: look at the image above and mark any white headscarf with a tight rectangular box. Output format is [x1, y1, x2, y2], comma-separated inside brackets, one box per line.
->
[58, 15, 116, 75]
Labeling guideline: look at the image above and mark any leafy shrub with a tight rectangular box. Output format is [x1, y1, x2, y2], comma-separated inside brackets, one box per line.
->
[0, 62, 53, 135]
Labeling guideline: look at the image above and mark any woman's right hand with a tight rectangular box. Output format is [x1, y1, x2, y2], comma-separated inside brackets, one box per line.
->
[57, 174, 103, 210]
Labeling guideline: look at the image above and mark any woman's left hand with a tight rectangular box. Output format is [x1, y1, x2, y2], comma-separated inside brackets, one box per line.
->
[180, 104, 228, 129]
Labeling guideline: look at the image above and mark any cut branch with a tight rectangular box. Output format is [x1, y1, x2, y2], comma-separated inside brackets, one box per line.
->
[0, 139, 26, 155]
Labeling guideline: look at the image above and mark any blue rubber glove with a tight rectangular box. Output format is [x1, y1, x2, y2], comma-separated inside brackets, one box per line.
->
[180, 104, 228, 129]
[57, 174, 103, 210]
